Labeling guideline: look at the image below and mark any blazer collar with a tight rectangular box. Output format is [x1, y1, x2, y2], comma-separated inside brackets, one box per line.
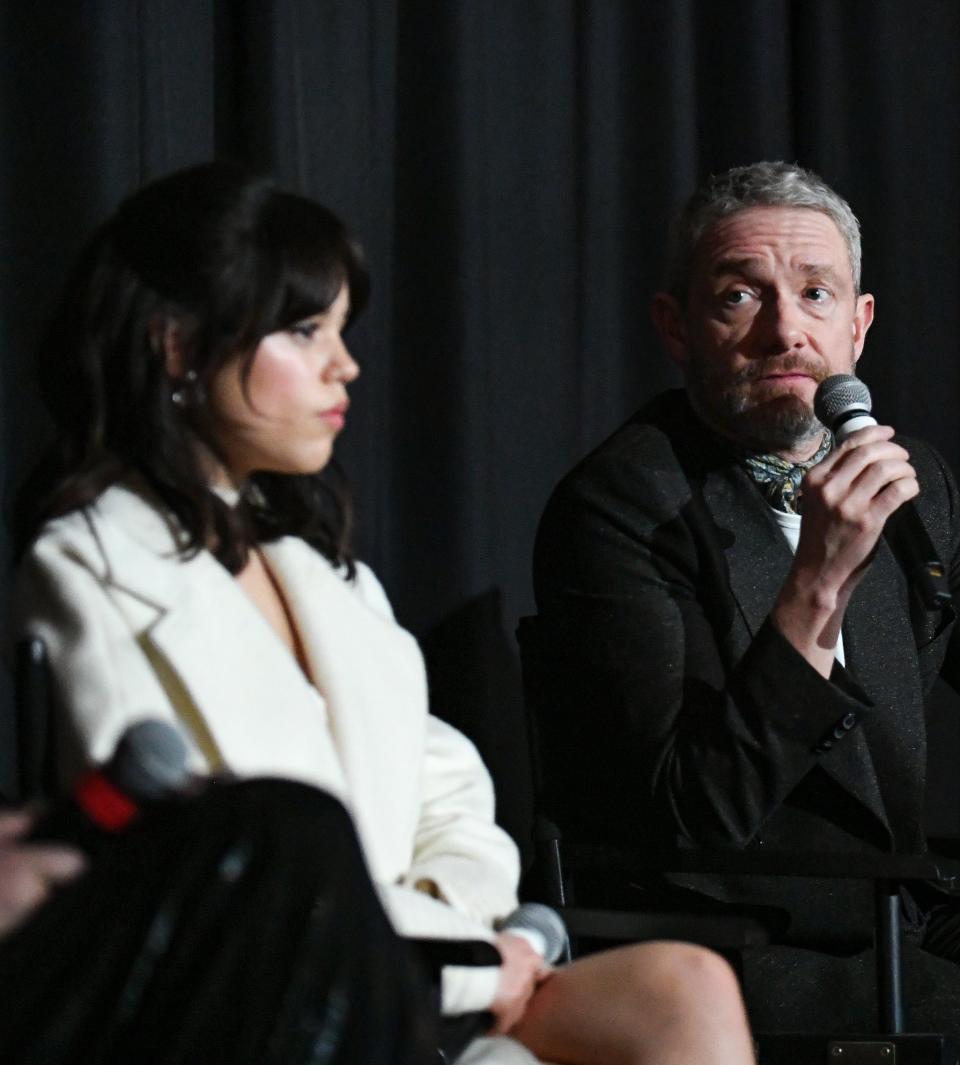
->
[74, 484, 198, 611]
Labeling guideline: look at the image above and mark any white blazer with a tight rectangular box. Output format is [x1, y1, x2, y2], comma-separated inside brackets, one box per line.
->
[15, 484, 534, 1047]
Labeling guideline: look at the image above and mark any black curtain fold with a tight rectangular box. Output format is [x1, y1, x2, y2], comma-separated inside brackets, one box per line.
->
[2, 0, 958, 840]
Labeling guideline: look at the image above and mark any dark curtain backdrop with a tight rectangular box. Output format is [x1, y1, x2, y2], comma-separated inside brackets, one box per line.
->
[2, 1, 958, 850]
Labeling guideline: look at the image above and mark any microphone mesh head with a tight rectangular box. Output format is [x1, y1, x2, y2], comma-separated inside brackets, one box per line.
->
[109, 719, 191, 800]
[814, 374, 872, 425]
[502, 902, 568, 963]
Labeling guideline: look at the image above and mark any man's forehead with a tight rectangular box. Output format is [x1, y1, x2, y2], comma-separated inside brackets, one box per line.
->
[709, 256, 845, 284]
[692, 206, 853, 283]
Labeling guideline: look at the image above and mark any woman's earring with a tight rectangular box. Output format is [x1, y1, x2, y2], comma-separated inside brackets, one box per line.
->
[171, 369, 198, 408]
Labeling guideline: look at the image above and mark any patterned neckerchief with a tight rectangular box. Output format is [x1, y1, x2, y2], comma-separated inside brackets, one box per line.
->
[740, 434, 833, 514]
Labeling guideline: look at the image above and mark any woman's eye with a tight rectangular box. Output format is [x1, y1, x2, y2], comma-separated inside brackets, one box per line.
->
[289, 321, 319, 341]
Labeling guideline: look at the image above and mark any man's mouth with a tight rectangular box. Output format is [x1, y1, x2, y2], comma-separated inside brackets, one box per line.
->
[740, 359, 827, 386]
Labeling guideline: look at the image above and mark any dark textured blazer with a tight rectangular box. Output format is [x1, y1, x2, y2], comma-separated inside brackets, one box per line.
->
[533, 390, 960, 945]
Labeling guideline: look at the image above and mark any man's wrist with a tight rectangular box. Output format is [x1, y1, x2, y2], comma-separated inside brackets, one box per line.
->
[771, 577, 849, 678]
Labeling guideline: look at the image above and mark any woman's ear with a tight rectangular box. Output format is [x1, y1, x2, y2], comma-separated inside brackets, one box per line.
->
[150, 315, 188, 379]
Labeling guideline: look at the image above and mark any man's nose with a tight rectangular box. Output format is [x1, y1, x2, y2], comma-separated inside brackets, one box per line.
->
[756, 293, 805, 351]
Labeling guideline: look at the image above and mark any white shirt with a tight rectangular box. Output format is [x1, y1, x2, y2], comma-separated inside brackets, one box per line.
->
[771, 507, 846, 666]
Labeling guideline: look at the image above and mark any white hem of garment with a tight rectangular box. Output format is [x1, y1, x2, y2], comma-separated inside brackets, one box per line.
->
[454, 1035, 555, 1064]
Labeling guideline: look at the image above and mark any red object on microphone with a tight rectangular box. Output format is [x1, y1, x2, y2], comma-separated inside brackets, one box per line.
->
[74, 771, 141, 831]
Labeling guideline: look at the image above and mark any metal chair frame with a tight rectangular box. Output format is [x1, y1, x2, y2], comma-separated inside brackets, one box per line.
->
[518, 615, 960, 1064]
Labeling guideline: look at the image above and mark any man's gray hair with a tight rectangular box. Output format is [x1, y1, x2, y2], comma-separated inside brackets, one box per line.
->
[666, 161, 862, 298]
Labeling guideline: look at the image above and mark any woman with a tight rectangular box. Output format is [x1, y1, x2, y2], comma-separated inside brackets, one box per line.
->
[15, 162, 755, 1064]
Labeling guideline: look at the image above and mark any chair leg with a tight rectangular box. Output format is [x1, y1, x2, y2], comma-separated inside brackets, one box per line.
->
[875, 878, 904, 1034]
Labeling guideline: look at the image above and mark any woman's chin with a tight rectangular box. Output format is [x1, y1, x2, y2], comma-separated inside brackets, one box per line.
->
[251, 451, 335, 479]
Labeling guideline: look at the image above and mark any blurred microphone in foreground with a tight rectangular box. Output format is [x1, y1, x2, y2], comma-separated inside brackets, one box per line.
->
[28, 719, 195, 850]
[1, 756, 436, 1064]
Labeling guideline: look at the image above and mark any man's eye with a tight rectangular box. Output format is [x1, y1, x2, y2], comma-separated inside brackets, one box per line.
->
[723, 290, 752, 306]
[805, 286, 830, 302]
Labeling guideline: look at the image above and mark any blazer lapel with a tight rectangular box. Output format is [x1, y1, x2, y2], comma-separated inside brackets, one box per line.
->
[85, 487, 352, 798]
[146, 551, 353, 798]
[843, 541, 927, 849]
[700, 463, 794, 644]
[260, 539, 428, 875]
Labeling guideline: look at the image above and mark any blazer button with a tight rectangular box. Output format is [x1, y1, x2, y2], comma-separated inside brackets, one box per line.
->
[842, 713, 857, 730]
[833, 725, 846, 740]
[816, 740, 833, 753]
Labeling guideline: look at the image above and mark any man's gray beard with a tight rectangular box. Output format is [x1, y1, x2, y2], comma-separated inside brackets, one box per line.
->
[718, 391, 825, 452]
[686, 376, 826, 453]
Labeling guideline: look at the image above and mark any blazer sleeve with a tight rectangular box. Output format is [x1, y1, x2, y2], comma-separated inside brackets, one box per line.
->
[532, 450, 877, 849]
[377, 718, 519, 1015]
[350, 563, 521, 1013]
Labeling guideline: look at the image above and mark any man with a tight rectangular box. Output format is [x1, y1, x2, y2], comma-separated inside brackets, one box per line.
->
[533, 161, 960, 1027]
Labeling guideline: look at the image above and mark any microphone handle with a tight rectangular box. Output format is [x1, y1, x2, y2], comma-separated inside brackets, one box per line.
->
[832, 412, 951, 611]
[27, 770, 144, 852]
[884, 502, 952, 611]
[27, 799, 117, 854]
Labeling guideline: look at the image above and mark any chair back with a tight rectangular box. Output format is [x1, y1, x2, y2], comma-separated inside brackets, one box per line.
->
[15, 635, 56, 800]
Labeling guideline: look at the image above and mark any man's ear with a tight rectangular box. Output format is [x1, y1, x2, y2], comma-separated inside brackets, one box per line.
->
[852, 292, 874, 364]
[650, 292, 689, 369]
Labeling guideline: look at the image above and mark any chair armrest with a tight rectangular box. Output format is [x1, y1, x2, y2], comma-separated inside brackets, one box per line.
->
[561, 841, 960, 887]
[558, 905, 772, 948]
[403, 938, 500, 1063]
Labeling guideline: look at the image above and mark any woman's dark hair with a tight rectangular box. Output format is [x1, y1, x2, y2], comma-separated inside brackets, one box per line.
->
[21, 160, 370, 574]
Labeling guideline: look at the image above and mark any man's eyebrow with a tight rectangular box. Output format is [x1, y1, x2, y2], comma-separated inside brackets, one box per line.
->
[796, 263, 843, 282]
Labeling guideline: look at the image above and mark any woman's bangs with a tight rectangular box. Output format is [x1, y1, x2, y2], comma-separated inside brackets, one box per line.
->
[273, 249, 347, 329]
[256, 194, 368, 333]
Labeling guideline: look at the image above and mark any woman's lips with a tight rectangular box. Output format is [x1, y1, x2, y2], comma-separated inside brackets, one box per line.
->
[320, 404, 348, 429]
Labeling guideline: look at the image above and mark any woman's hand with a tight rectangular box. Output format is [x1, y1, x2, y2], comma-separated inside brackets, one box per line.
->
[489, 931, 553, 1034]
[0, 811, 87, 938]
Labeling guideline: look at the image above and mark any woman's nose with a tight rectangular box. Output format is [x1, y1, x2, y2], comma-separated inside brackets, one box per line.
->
[328, 337, 360, 382]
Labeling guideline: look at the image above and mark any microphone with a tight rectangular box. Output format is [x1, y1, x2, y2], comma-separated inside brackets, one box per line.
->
[814, 374, 951, 611]
[495, 902, 568, 964]
[813, 373, 876, 441]
[29, 719, 193, 850]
